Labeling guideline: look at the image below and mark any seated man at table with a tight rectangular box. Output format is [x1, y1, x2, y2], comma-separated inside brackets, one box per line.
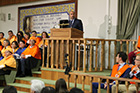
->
[19, 37, 41, 77]
[92, 52, 131, 93]
[112, 53, 140, 93]
[0, 48, 16, 75]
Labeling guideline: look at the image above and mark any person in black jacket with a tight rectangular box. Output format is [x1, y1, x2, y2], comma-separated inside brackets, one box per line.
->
[112, 53, 140, 93]
[68, 11, 83, 31]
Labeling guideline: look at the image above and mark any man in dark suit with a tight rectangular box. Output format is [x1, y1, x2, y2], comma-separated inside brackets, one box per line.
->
[69, 11, 83, 31]
[92, 52, 131, 93]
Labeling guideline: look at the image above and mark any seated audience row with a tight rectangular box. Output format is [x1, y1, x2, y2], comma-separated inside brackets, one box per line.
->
[0, 30, 49, 77]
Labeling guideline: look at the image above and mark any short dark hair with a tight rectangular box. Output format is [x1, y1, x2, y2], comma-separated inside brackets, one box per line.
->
[70, 87, 84, 93]
[12, 41, 19, 48]
[8, 30, 13, 33]
[41, 86, 55, 93]
[117, 51, 127, 62]
[20, 40, 25, 44]
[4, 39, 10, 46]
[0, 32, 4, 36]
[2, 86, 17, 93]
[32, 30, 37, 34]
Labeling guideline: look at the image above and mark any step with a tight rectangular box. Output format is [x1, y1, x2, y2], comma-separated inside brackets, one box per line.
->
[13, 77, 90, 92]
[32, 71, 41, 77]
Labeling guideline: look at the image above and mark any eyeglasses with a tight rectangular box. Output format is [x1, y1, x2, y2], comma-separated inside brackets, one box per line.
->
[135, 59, 140, 61]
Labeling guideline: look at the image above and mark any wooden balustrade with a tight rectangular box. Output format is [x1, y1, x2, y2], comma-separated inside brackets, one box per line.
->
[68, 72, 140, 93]
[42, 38, 137, 72]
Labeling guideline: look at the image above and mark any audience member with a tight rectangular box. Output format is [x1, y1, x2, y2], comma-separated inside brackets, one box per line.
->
[0, 41, 3, 51]
[17, 31, 25, 43]
[2, 86, 17, 93]
[0, 32, 5, 46]
[11, 41, 19, 53]
[38, 31, 49, 66]
[0, 48, 16, 75]
[1, 39, 12, 57]
[8, 30, 17, 44]
[92, 52, 131, 93]
[55, 78, 68, 93]
[13, 40, 26, 59]
[112, 53, 140, 93]
[70, 87, 84, 93]
[30, 31, 41, 45]
[24, 32, 31, 46]
[19, 38, 41, 77]
[41, 86, 55, 93]
[31, 79, 45, 93]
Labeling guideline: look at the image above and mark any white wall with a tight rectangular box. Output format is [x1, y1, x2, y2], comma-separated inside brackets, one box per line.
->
[0, 0, 118, 39]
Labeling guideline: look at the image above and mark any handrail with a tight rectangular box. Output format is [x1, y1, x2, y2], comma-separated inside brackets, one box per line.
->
[68, 72, 140, 93]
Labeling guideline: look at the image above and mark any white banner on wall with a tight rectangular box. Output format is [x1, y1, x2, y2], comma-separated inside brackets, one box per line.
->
[28, 12, 69, 34]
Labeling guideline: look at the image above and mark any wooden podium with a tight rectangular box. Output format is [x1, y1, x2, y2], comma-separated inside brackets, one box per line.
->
[50, 28, 83, 38]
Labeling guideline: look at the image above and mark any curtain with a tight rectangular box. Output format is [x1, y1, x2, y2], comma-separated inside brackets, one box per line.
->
[116, 0, 140, 39]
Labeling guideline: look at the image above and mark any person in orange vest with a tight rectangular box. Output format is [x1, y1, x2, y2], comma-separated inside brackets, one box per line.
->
[29, 31, 41, 45]
[1, 39, 12, 57]
[18, 37, 41, 77]
[92, 52, 131, 93]
[112, 53, 140, 93]
[38, 31, 49, 67]
[0, 32, 5, 46]
[8, 30, 17, 44]
[0, 48, 16, 75]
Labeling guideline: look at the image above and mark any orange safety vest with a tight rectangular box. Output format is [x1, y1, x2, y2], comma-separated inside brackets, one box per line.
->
[130, 65, 139, 84]
[111, 64, 130, 78]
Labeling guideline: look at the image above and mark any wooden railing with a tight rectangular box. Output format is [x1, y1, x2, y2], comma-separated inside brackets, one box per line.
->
[68, 72, 140, 93]
[42, 38, 137, 72]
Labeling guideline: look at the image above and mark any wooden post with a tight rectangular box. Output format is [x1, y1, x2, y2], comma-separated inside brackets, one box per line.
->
[108, 41, 111, 69]
[82, 76, 85, 91]
[74, 75, 77, 87]
[126, 41, 129, 63]
[125, 81, 129, 93]
[116, 80, 119, 93]
[42, 39, 45, 67]
[83, 39, 87, 72]
[67, 74, 70, 89]
[135, 83, 139, 93]
[114, 41, 117, 65]
[98, 78, 101, 93]
[72, 40, 75, 71]
[51, 40, 54, 68]
[106, 79, 109, 93]
[120, 40, 123, 51]
[133, 41, 136, 51]
[67, 40, 70, 64]
[78, 40, 81, 71]
[89, 41, 93, 72]
[60, 40, 64, 69]
[95, 40, 99, 71]
[90, 77, 93, 93]
[56, 40, 59, 68]
[47, 40, 50, 68]
[100, 40, 105, 71]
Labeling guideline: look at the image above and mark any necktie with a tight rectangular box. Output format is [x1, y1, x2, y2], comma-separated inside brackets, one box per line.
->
[117, 64, 120, 71]
[69, 20, 73, 27]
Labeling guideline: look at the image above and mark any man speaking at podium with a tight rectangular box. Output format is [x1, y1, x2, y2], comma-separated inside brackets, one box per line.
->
[68, 11, 83, 31]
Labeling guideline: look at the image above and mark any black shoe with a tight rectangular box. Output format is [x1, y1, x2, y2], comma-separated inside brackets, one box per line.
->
[18, 74, 25, 77]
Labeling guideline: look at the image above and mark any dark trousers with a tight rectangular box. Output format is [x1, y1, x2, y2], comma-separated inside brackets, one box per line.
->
[92, 82, 112, 93]
[0, 69, 11, 75]
[40, 47, 47, 67]
[19, 57, 38, 76]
